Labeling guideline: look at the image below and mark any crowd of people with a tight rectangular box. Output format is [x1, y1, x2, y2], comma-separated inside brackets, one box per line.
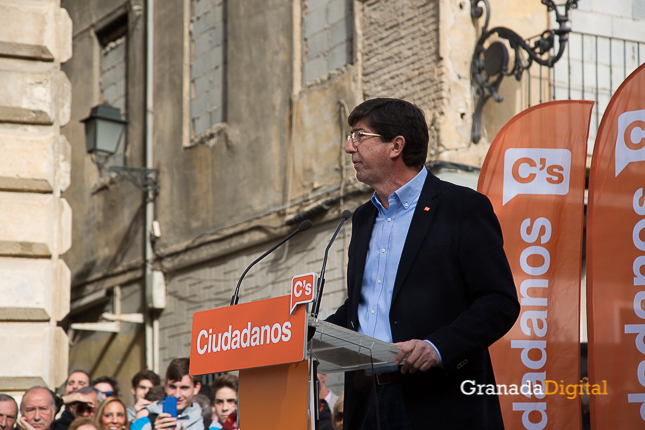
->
[0, 358, 344, 430]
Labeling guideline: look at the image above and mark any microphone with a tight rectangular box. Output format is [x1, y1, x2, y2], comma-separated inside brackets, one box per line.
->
[311, 210, 351, 319]
[230, 219, 312, 306]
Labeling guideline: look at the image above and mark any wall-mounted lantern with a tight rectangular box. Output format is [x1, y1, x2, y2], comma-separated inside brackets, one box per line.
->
[82, 103, 159, 193]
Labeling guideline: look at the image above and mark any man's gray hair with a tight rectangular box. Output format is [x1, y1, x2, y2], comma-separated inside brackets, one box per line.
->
[20, 387, 56, 415]
[76, 386, 99, 396]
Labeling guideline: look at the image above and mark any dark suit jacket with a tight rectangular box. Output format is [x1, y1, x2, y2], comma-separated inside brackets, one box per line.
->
[326, 170, 520, 430]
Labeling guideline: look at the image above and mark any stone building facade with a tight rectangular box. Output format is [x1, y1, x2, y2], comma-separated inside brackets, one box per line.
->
[58, 0, 562, 398]
[0, 0, 72, 396]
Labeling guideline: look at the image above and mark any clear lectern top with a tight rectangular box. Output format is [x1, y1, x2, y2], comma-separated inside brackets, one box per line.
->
[307, 317, 402, 373]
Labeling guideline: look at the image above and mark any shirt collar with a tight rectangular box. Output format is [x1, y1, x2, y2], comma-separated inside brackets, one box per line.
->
[371, 167, 427, 212]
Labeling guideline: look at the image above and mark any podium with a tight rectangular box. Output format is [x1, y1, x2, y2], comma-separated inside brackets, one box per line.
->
[190, 295, 401, 429]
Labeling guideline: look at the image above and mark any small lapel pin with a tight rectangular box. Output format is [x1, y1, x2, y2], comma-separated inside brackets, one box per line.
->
[424, 207, 430, 212]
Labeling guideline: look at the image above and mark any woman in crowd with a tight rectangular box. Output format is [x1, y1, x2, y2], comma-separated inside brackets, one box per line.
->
[94, 397, 129, 430]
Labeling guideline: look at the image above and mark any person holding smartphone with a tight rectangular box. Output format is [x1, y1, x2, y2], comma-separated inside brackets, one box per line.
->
[138, 359, 203, 430]
[127, 371, 161, 422]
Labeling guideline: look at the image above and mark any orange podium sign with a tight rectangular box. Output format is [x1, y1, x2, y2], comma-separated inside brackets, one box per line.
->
[189, 295, 308, 375]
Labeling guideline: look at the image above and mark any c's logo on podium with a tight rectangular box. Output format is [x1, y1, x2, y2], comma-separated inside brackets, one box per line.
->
[615, 109, 645, 176]
[290, 272, 317, 314]
[503, 148, 571, 205]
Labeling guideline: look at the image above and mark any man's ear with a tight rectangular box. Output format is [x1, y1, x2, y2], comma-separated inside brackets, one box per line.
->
[193, 382, 201, 395]
[389, 136, 405, 160]
[131, 387, 136, 396]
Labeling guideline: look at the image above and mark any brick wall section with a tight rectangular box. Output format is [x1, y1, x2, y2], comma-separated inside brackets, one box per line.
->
[191, 0, 226, 137]
[303, 0, 353, 83]
[159, 220, 350, 388]
[361, 0, 443, 112]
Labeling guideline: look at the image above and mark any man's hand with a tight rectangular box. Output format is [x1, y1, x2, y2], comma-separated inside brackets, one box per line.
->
[62, 392, 94, 405]
[16, 417, 36, 430]
[154, 413, 177, 430]
[394, 339, 440, 374]
[133, 398, 151, 414]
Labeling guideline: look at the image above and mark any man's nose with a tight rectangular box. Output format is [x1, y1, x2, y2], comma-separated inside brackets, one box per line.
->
[34, 409, 41, 421]
[345, 138, 356, 154]
[0, 415, 6, 428]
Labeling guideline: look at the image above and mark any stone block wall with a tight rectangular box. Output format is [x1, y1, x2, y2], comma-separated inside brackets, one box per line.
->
[303, 0, 353, 83]
[99, 33, 127, 174]
[190, 0, 226, 137]
[101, 36, 127, 113]
[0, 0, 72, 394]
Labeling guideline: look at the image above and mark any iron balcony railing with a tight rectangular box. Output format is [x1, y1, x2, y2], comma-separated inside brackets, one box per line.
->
[522, 31, 644, 144]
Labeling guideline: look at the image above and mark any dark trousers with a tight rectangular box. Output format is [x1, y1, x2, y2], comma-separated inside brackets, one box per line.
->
[357, 382, 414, 430]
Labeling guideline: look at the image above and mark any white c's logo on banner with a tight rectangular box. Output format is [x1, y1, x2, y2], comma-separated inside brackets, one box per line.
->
[503, 148, 571, 205]
[615, 109, 645, 176]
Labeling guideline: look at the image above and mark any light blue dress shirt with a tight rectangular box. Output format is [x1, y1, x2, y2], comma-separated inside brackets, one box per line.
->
[357, 167, 442, 364]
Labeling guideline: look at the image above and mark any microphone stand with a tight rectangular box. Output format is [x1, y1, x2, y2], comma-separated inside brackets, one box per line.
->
[311, 210, 351, 319]
[230, 219, 312, 306]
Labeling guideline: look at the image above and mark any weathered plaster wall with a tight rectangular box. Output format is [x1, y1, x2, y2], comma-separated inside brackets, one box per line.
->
[434, 0, 548, 166]
[62, 0, 147, 291]
[61, 0, 147, 393]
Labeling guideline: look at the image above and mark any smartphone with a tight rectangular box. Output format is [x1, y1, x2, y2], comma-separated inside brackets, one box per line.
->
[162, 396, 177, 418]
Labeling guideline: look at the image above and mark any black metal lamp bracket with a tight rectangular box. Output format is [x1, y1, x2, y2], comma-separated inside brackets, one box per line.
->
[91, 145, 160, 195]
[470, 0, 579, 143]
[108, 166, 160, 193]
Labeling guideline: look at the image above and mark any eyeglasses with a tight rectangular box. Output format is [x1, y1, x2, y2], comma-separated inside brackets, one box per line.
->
[99, 391, 114, 397]
[347, 131, 383, 144]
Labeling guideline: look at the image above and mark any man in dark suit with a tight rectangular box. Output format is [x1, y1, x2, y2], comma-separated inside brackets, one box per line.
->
[326, 98, 520, 430]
